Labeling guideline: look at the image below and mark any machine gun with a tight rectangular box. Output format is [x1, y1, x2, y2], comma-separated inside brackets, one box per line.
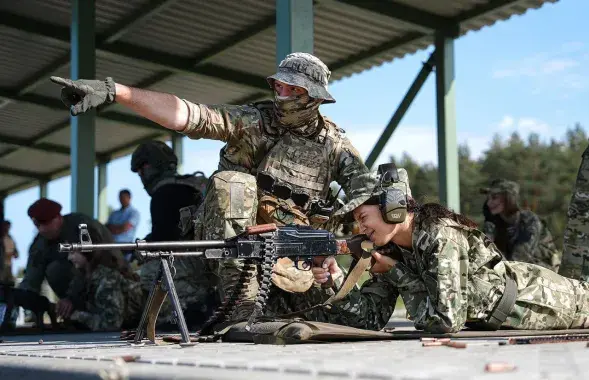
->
[59, 222, 376, 345]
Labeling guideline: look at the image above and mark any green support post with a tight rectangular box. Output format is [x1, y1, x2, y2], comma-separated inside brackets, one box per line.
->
[435, 33, 460, 212]
[39, 181, 48, 199]
[276, 0, 314, 65]
[172, 133, 184, 174]
[70, 0, 96, 217]
[97, 161, 108, 224]
[365, 53, 435, 169]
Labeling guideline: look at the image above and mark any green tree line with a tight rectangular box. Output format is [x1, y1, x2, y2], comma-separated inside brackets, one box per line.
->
[390, 123, 588, 250]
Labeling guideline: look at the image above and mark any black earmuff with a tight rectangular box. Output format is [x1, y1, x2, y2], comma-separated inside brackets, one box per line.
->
[377, 163, 407, 224]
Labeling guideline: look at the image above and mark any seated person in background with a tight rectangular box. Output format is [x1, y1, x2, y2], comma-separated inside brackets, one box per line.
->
[313, 168, 589, 333]
[481, 179, 561, 272]
[67, 246, 143, 331]
[18, 198, 127, 321]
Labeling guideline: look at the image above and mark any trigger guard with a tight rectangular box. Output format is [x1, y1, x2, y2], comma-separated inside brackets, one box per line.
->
[296, 260, 312, 271]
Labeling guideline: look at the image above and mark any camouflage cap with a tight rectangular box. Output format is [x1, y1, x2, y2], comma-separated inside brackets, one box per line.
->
[334, 168, 412, 217]
[267, 52, 335, 104]
[480, 178, 519, 197]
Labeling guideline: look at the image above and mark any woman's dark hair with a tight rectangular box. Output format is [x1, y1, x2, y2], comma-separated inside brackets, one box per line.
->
[407, 197, 478, 228]
[82, 250, 139, 281]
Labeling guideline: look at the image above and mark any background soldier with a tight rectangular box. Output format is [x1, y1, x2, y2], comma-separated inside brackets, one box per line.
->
[19, 198, 125, 321]
[481, 179, 561, 271]
[560, 146, 589, 281]
[50, 52, 370, 324]
[130, 140, 215, 330]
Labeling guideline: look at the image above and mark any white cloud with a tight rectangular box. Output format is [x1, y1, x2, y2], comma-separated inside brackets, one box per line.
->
[491, 42, 585, 81]
[497, 115, 514, 129]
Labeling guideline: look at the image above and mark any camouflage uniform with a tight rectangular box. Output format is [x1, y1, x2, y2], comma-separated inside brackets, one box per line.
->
[560, 146, 589, 281]
[326, 174, 589, 333]
[69, 265, 144, 331]
[18, 213, 123, 309]
[481, 179, 561, 272]
[182, 53, 369, 321]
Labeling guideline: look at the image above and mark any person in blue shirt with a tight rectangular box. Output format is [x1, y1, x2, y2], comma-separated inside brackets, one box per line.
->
[106, 189, 140, 261]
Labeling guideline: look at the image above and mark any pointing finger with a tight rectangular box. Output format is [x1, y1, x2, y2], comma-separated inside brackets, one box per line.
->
[50, 76, 73, 87]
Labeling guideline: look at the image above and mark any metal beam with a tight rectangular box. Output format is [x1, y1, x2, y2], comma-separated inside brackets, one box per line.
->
[40, 181, 48, 198]
[330, 32, 427, 73]
[69, 0, 96, 217]
[365, 52, 435, 169]
[435, 33, 459, 212]
[0, 166, 48, 180]
[0, 133, 69, 155]
[0, 11, 268, 92]
[97, 161, 108, 224]
[276, 0, 315, 66]
[337, 0, 452, 32]
[171, 133, 184, 173]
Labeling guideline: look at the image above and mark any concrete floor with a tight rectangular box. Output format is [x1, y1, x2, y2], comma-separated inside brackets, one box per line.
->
[0, 318, 587, 380]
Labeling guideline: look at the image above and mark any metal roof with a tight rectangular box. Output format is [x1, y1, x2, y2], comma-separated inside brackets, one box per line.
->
[0, 0, 559, 197]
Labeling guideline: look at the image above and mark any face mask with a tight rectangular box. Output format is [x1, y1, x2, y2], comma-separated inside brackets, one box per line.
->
[273, 93, 321, 131]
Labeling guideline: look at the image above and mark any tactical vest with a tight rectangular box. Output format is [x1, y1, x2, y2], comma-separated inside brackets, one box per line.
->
[253, 101, 344, 210]
[150, 173, 207, 195]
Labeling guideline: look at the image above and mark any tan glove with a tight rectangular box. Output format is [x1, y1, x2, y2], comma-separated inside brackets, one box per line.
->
[271, 257, 314, 293]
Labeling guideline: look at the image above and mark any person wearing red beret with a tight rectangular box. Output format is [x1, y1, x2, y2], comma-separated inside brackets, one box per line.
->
[18, 198, 129, 326]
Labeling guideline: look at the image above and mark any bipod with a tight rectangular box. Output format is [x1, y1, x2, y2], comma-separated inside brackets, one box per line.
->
[133, 257, 195, 346]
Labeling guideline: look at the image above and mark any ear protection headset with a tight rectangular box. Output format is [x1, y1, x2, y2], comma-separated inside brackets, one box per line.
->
[376, 163, 408, 224]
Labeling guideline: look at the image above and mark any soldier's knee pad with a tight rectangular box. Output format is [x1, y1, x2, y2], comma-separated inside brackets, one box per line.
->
[202, 171, 258, 240]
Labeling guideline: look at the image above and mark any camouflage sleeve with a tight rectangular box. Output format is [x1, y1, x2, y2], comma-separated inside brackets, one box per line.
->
[482, 221, 496, 241]
[333, 135, 370, 195]
[326, 274, 400, 331]
[510, 213, 546, 267]
[384, 234, 469, 333]
[69, 276, 125, 331]
[17, 236, 45, 294]
[178, 100, 262, 143]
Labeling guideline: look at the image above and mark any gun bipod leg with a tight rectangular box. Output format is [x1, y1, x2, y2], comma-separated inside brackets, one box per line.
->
[161, 258, 195, 346]
[132, 267, 162, 345]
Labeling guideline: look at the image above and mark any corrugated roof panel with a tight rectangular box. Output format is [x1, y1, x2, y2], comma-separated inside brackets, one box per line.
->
[37, 121, 159, 154]
[0, 102, 68, 139]
[0, 0, 152, 34]
[146, 73, 261, 105]
[118, 0, 277, 57]
[0, 143, 17, 156]
[0, 26, 68, 87]
[0, 174, 29, 193]
[31, 55, 160, 99]
[391, 0, 483, 17]
[0, 148, 70, 175]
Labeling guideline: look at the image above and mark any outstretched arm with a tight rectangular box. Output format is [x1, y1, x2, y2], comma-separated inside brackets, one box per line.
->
[114, 83, 189, 132]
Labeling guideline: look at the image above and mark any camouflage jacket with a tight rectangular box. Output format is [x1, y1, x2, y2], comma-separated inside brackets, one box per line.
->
[179, 100, 369, 201]
[69, 265, 143, 331]
[325, 213, 588, 333]
[19, 213, 124, 304]
[483, 210, 561, 271]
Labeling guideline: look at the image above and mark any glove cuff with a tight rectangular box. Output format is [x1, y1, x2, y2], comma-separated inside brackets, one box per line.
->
[104, 77, 116, 103]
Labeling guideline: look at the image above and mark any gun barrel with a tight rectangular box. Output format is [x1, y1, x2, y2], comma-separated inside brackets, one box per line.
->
[58, 239, 231, 253]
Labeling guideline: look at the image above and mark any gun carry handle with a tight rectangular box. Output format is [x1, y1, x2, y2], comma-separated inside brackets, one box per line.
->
[246, 223, 277, 235]
[146, 285, 167, 343]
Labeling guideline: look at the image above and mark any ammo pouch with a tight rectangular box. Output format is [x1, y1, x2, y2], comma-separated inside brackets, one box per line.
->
[257, 194, 309, 226]
[178, 204, 201, 240]
[217, 319, 395, 344]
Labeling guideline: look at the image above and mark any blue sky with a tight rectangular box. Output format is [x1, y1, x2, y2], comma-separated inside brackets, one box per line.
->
[4, 0, 587, 276]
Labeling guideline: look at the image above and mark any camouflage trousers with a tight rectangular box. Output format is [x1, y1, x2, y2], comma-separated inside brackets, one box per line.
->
[195, 170, 334, 323]
[503, 261, 589, 329]
[559, 145, 589, 281]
